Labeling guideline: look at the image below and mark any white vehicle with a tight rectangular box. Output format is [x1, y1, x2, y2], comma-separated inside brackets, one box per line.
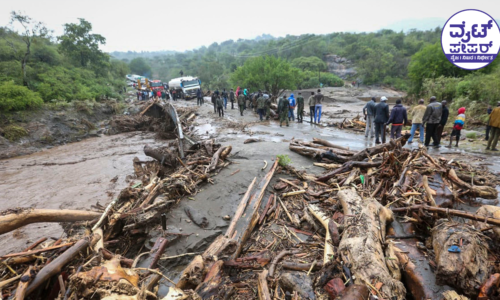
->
[126, 74, 147, 84]
[168, 76, 201, 99]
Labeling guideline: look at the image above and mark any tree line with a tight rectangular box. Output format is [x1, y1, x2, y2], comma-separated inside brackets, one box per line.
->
[0, 12, 129, 111]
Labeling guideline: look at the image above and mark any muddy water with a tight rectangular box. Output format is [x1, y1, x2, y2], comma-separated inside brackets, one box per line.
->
[0, 132, 163, 256]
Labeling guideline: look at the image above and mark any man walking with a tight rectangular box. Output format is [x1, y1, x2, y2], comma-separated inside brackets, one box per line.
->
[211, 93, 217, 114]
[229, 89, 235, 109]
[308, 92, 316, 123]
[314, 89, 324, 123]
[288, 94, 296, 122]
[296, 92, 305, 123]
[422, 96, 443, 148]
[216, 95, 224, 118]
[278, 95, 290, 127]
[486, 102, 500, 151]
[237, 91, 245, 116]
[363, 97, 376, 138]
[435, 100, 449, 146]
[374, 96, 390, 144]
[408, 99, 427, 144]
[257, 92, 265, 121]
[387, 99, 408, 139]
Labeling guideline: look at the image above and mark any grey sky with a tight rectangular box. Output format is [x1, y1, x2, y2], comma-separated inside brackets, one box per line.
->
[1, 0, 499, 52]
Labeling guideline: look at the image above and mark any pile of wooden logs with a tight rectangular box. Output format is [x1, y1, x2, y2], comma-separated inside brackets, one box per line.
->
[172, 136, 500, 299]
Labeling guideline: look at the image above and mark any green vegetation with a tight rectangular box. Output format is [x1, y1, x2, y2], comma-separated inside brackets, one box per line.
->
[277, 154, 291, 167]
[3, 125, 28, 141]
[466, 132, 476, 139]
[0, 12, 128, 112]
[129, 57, 152, 77]
[0, 81, 43, 111]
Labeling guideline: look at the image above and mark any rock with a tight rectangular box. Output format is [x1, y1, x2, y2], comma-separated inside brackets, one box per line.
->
[223, 215, 231, 221]
[324, 54, 357, 79]
[279, 272, 315, 299]
[88, 130, 101, 137]
[324, 278, 345, 298]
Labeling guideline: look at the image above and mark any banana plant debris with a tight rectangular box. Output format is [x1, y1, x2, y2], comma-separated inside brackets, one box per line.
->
[2, 101, 500, 300]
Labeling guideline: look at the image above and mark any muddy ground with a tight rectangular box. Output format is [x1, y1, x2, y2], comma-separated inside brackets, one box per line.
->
[1, 87, 499, 297]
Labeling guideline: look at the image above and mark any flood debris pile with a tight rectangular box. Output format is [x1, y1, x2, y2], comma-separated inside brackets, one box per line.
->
[172, 134, 500, 299]
[328, 115, 366, 131]
[0, 102, 236, 299]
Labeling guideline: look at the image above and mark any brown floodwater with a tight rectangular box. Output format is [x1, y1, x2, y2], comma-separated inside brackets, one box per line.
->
[0, 132, 162, 255]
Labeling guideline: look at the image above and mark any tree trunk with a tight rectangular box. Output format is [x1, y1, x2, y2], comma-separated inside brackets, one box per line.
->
[0, 209, 101, 235]
[338, 188, 406, 300]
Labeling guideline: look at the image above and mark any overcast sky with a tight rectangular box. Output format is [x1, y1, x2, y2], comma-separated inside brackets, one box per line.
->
[1, 0, 499, 52]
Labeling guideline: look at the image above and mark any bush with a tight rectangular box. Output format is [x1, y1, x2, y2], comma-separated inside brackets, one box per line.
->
[277, 154, 291, 167]
[0, 82, 43, 112]
[466, 132, 476, 139]
[3, 125, 28, 141]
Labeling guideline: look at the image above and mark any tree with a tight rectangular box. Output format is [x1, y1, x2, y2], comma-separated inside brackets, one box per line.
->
[6, 11, 49, 87]
[58, 19, 107, 68]
[230, 56, 301, 96]
[129, 57, 152, 77]
[291, 56, 327, 86]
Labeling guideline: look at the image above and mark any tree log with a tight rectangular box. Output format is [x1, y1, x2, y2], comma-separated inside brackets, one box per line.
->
[257, 270, 272, 300]
[0, 209, 101, 236]
[349, 134, 409, 162]
[225, 178, 257, 238]
[432, 220, 489, 297]
[338, 188, 406, 300]
[312, 137, 350, 150]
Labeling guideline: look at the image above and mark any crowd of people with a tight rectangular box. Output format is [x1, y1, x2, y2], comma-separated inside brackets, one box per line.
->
[362, 96, 500, 151]
[136, 89, 170, 101]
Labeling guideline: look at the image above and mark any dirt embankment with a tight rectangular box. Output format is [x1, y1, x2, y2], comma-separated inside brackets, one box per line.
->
[0, 96, 146, 159]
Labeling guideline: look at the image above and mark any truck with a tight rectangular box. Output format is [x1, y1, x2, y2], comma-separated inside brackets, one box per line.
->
[168, 76, 201, 100]
[149, 80, 164, 91]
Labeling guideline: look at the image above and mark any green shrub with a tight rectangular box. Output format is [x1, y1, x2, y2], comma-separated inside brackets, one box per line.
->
[0, 82, 43, 112]
[277, 154, 291, 167]
[3, 125, 28, 141]
[73, 100, 95, 115]
[466, 132, 476, 139]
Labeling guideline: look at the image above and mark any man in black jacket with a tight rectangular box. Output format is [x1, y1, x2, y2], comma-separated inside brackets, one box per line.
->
[374, 96, 390, 144]
[435, 100, 449, 146]
[387, 99, 408, 139]
[422, 96, 443, 148]
[229, 89, 235, 109]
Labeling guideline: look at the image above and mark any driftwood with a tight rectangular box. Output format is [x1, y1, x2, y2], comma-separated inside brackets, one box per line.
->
[15, 265, 35, 300]
[25, 234, 101, 296]
[208, 146, 231, 172]
[448, 169, 498, 199]
[308, 204, 335, 264]
[432, 220, 489, 297]
[225, 178, 257, 238]
[391, 205, 500, 227]
[257, 270, 272, 300]
[316, 161, 381, 182]
[312, 137, 349, 150]
[348, 133, 410, 162]
[0, 209, 101, 235]
[338, 188, 406, 300]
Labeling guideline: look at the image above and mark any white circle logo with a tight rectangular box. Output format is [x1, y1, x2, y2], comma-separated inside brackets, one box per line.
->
[442, 9, 500, 70]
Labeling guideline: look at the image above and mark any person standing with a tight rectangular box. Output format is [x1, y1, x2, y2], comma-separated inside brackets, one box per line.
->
[308, 92, 316, 123]
[408, 99, 427, 144]
[229, 89, 235, 109]
[435, 100, 449, 146]
[387, 99, 408, 139]
[136, 91, 140, 101]
[278, 95, 290, 127]
[264, 94, 271, 120]
[197, 88, 203, 106]
[157, 90, 161, 101]
[211, 93, 217, 114]
[179, 70, 184, 77]
[257, 93, 265, 121]
[237, 91, 245, 116]
[486, 102, 500, 151]
[363, 97, 376, 138]
[374, 96, 390, 144]
[447, 107, 466, 148]
[222, 89, 228, 109]
[172, 90, 176, 101]
[216, 95, 224, 117]
[288, 93, 296, 122]
[486, 105, 492, 140]
[296, 92, 304, 123]
[314, 89, 324, 123]
[422, 96, 443, 148]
